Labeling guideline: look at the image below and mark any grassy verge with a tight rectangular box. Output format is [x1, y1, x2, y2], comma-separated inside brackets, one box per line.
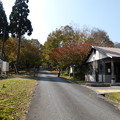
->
[105, 92, 120, 102]
[0, 79, 37, 120]
[61, 75, 90, 85]
[1, 70, 38, 79]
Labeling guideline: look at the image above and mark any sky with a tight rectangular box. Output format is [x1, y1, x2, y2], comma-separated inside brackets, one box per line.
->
[2, 0, 120, 45]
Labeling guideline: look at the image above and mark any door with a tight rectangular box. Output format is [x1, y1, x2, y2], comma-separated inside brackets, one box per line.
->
[115, 63, 120, 82]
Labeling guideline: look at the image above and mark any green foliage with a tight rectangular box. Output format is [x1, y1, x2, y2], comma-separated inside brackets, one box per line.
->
[61, 75, 90, 85]
[0, 1, 9, 40]
[90, 28, 114, 46]
[9, 0, 33, 71]
[0, 79, 37, 120]
[105, 92, 120, 102]
[4, 37, 17, 61]
[0, 37, 42, 70]
[43, 25, 114, 69]
[20, 39, 43, 69]
[0, 1, 9, 57]
[9, 0, 33, 37]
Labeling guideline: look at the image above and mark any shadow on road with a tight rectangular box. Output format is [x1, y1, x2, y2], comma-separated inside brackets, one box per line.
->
[38, 70, 73, 84]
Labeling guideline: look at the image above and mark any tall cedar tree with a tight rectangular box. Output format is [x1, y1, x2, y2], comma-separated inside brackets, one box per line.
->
[0, 0, 9, 57]
[9, 0, 33, 72]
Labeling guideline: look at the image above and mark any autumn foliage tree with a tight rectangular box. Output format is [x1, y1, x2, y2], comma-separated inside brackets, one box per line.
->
[49, 43, 91, 69]
[0, 37, 42, 71]
[20, 40, 42, 69]
[43, 25, 114, 70]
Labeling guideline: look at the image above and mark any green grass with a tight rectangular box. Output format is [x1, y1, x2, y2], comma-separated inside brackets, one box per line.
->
[1, 70, 39, 80]
[0, 79, 37, 120]
[61, 75, 90, 85]
[105, 92, 120, 102]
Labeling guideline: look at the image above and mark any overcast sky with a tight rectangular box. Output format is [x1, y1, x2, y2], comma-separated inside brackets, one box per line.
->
[2, 0, 120, 44]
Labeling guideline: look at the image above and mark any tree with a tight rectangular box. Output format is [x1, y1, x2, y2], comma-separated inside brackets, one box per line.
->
[49, 43, 91, 69]
[44, 25, 75, 50]
[43, 25, 75, 67]
[4, 37, 17, 61]
[89, 28, 114, 47]
[0, 1, 9, 57]
[20, 40, 42, 69]
[9, 0, 33, 72]
[43, 25, 114, 69]
[0, 37, 42, 71]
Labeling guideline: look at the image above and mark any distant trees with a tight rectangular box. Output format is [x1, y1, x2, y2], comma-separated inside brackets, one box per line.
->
[9, 0, 33, 72]
[0, 1, 9, 57]
[49, 43, 91, 68]
[114, 43, 120, 48]
[43, 25, 114, 69]
[0, 0, 44, 73]
[20, 39, 42, 69]
[0, 0, 116, 74]
[0, 37, 43, 71]
[89, 28, 114, 46]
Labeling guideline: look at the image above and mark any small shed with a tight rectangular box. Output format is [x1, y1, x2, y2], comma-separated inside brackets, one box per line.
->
[0, 57, 9, 73]
[85, 46, 120, 83]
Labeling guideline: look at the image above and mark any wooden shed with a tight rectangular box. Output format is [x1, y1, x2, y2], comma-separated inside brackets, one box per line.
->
[85, 46, 120, 83]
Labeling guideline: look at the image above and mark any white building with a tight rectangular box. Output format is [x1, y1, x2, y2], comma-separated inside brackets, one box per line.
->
[0, 58, 9, 73]
[85, 46, 120, 83]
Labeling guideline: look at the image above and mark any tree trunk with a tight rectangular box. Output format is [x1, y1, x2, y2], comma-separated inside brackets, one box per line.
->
[1, 39, 5, 57]
[16, 35, 21, 73]
[1, 27, 5, 57]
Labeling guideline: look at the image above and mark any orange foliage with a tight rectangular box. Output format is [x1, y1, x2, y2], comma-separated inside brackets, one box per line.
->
[49, 43, 91, 68]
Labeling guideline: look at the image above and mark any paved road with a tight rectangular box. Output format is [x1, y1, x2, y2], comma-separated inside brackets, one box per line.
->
[26, 70, 120, 120]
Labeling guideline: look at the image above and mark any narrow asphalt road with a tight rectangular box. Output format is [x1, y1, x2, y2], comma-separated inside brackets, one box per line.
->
[26, 70, 120, 120]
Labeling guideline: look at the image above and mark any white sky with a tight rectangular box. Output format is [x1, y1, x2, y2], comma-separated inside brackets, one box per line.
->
[2, 0, 120, 45]
[2, 0, 47, 44]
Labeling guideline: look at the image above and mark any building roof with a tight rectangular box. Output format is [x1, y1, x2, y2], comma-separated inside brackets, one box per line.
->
[84, 46, 120, 63]
[93, 46, 120, 58]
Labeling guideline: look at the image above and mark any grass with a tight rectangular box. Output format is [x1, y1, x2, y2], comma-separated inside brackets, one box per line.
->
[0, 79, 37, 120]
[105, 92, 120, 102]
[2, 70, 38, 79]
[61, 75, 90, 85]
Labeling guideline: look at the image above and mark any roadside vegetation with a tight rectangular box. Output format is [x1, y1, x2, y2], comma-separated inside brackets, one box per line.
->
[61, 75, 91, 85]
[105, 92, 120, 102]
[1, 0, 120, 118]
[0, 78, 37, 120]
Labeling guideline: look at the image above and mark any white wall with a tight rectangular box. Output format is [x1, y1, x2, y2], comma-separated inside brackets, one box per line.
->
[70, 66, 73, 73]
[2, 61, 9, 72]
[85, 74, 96, 82]
[87, 50, 107, 63]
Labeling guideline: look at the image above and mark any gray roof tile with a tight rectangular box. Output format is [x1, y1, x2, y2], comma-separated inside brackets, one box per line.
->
[93, 46, 120, 58]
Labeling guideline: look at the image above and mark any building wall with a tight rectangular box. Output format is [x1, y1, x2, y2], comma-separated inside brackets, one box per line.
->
[0, 59, 9, 72]
[87, 50, 107, 63]
[2, 61, 9, 72]
[85, 74, 96, 82]
[85, 48, 114, 83]
[105, 75, 111, 83]
[85, 58, 112, 83]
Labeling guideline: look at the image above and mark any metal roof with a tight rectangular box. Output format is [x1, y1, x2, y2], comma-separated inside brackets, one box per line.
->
[92, 46, 120, 58]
